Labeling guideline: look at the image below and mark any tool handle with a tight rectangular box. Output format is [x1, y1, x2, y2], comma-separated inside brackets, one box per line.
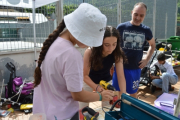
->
[122, 99, 163, 120]
[81, 106, 99, 120]
[82, 106, 97, 116]
[122, 99, 131, 105]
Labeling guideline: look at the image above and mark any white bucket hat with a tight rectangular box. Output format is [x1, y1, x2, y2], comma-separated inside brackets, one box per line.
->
[64, 3, 107, 47]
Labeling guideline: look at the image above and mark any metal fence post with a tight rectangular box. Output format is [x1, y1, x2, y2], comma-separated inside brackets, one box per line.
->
[56, 0, 64, 26]
[175, 0, 178, 36]
[32, 0, 37, 66]
[153, 0, 156, 38]
[117, 0, 121, 25]
[165, 12, 167, 39]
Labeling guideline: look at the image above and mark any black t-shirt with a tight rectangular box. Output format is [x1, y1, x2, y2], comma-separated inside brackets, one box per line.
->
[117, 21, 153, 69]
[89, 53, 115, 84]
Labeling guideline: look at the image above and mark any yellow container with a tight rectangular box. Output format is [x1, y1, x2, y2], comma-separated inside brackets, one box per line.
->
[159, 48, 167, 51]
[20, 104, 33, 110]
[7, 108, 14, 113]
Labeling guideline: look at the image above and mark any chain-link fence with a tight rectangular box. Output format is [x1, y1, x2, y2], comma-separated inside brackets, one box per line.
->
[64, 0, 118, 27]
[0, 3, 56, 52]
[64, 0, 177, 40]
[118, 0, 177, 40]
[0, 0, 177, 51]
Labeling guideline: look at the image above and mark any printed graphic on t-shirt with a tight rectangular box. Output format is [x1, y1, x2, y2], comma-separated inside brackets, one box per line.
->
[132, 80, 139, 90]
[122, 30, 145, 50]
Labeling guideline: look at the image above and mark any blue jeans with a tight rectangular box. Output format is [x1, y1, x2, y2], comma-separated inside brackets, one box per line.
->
[151, 73, 178, 93]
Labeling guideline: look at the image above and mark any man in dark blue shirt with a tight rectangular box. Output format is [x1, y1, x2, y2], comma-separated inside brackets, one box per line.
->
[113, 2, 156, 98]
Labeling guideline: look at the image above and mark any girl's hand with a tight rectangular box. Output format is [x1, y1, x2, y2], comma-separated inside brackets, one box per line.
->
[150, 75, 154, 79]
[101, 90, 114, 101]
[150, 75, 157, 79]
[96, 85, 104, 92]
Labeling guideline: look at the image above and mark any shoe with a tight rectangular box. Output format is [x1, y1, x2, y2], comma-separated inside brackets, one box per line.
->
[150, 85, 156, 94]
[169, 85, 174, 91]
[156, 87, 162, 90]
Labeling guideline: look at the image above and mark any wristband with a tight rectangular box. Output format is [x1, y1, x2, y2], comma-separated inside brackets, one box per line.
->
[96, 85, 100, 91]
[97, 92, 102, 101]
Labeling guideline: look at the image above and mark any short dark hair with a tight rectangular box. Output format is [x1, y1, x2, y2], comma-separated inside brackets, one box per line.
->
[133, 2, 147, 10]
[157, 53, 166, 61]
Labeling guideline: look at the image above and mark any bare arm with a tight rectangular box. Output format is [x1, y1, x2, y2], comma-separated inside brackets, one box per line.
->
[83, 48, 97, 90]
[83, 48, 104, 92]
[115, 58, 126, 97]
[70, 48, 114, 102]
[150, 75, 160, 80]
[71, 89, 113, 102]
[139, 38, 156, 68]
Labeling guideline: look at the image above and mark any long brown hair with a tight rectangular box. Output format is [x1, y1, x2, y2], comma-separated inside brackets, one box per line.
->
[89, 26, 126, 71]
[34, 19, 66, 87]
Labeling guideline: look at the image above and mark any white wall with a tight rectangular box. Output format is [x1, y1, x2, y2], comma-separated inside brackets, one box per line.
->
[0, 47, 86, 84]
[0, 47, 86, 97]
[0, 50, 38, 84]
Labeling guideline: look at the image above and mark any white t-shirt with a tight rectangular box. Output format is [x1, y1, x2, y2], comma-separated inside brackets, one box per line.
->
[33, 37, 83, 120]
[150, 61, 176, 76]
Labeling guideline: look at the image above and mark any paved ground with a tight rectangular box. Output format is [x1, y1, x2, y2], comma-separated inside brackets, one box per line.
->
[1, 67, 180, 120]
[137, 67, 180, 106]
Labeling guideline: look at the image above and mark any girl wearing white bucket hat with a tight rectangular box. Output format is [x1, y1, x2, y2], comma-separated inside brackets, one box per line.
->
[33, 3, 114, 120]
[79, 26, 127, 109]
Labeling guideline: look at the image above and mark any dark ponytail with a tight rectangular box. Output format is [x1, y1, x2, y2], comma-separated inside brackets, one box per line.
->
[34, 19, 66, 87]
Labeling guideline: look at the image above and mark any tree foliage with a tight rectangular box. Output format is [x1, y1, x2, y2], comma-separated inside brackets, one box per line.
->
[24, 4, 78, 17]
[63, 4, 78, 15]
[178, 0, 180, 22]
[24, 5, 56, 17]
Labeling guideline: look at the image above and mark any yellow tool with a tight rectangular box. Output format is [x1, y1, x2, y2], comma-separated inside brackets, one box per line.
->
[100, 80, 120, 108]
[20, 104, 33, 114]
[99, 80, 116, 91]
[7, 108, 14, 113]
[20, 104, 33, 110]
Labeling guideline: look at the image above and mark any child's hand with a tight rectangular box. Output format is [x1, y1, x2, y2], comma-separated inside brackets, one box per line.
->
[101, 90, 114, 101]
[150, 75, 160, 79]
[150, 75, 155, 79]
[96, 85, 105, 92]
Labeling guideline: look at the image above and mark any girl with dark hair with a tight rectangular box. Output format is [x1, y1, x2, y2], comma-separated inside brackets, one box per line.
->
[79, 26, 126, 108]
[33, 3, 114, 120]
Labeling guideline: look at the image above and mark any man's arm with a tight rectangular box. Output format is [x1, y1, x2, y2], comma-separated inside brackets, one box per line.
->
[139, 38, 156, 68]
